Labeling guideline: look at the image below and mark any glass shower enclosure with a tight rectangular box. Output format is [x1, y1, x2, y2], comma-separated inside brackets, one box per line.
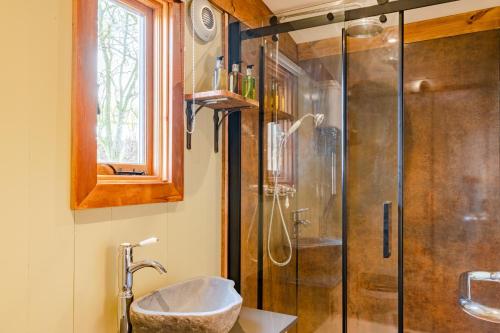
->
[228, 1, 500, 332]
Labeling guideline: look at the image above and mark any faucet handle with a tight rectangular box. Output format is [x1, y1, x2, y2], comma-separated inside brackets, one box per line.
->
[136, 237, 159, 247]
[293, 208, 310, 215]
[120, 237, 159, 249]
[295, 219, 311, 226]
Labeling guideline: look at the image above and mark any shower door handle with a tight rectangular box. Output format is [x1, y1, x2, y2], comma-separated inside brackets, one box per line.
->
[383, 202, 392, 259]
[459, 271, 500, 323]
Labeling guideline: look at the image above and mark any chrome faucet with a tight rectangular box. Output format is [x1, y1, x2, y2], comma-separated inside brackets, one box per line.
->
[119, 237, 167, 333]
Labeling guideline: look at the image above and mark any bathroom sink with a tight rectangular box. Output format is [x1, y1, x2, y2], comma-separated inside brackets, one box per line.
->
[130, 276, 242, 333]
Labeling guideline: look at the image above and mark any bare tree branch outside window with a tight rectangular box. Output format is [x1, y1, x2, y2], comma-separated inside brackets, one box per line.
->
[97, 0, 145, 165]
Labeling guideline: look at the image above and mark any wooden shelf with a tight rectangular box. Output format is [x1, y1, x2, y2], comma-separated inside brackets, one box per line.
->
[185, 90, 259, 153]
[184, 91, 293, 153]
[245, 109, 294, 122]
[185, 90, 259, 110]
[265, 110, 294, 122]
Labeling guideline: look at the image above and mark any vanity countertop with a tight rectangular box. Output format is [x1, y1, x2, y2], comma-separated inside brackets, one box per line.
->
[230, 307, 297, 333]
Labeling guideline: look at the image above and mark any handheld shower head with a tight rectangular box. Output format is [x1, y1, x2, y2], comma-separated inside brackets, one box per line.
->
[286, 113, 325, 137]
[314, 113, 325, 127]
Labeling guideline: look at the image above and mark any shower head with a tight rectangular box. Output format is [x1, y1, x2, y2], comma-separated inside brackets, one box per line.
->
[346, 18, 383, 38]
[286, 113, 325, 137]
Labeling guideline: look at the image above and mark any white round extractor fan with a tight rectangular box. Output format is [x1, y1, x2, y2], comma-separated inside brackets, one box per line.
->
[189, 0, 218, 43]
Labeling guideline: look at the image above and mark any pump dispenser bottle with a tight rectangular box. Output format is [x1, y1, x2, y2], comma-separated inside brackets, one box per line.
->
[242, 64, 256, 99]
[213, 56, 227, 90]
[229, 63, 241, 94]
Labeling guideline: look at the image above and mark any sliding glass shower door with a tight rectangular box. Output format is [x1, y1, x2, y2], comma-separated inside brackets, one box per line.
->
[345, 12, 402, 333]
[237, 8, 404, 333]
[256, 28, 345, 333]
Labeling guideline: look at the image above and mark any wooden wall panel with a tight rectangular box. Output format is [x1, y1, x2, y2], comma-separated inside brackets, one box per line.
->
[297, 7, 500, 61]
[210, 0, 298, 62]
[404, 29, 500, 333]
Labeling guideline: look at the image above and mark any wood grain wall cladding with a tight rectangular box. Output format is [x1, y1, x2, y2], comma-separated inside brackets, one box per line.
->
[404, 29, 500, 333]
[297, 7, 500, 61]
[71, 0, 184, 209]
[209, 0, 298, 62]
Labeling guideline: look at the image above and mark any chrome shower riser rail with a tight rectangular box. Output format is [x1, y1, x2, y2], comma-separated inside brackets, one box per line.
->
[241, 0, 459, 40]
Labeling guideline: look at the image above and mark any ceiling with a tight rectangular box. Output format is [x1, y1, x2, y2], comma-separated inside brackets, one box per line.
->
[261, 0, 500, 43]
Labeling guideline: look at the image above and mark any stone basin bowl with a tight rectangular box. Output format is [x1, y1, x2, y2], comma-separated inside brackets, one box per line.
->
[130, 276, 242, 333]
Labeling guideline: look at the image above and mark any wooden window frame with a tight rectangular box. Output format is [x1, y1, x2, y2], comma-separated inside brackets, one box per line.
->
[71, 0, 184, 209]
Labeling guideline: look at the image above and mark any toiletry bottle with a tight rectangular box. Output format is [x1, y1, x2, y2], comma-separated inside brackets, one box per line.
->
[270, 78, 278, 113]
[229, 63, 240, 94]
[279, 83, 285, 112]
[237, 62, 244, 94]
[213, 56, 227, 91]
[242, 64, 256, 99]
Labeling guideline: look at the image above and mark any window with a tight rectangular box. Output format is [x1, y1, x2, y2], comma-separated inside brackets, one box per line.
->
[72, 0, 184, 209]
[95, 0, 159, 178]
[97, 0, 153, 175]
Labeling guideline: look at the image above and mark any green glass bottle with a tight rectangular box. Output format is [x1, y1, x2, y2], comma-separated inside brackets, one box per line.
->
[242, 64, 256, 100]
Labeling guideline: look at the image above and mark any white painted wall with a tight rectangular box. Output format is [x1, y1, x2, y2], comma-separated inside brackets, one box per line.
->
[0, 1, 223, 332]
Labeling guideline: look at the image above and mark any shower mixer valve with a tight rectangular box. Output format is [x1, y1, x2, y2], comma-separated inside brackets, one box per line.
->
[293, 208, 311, 227]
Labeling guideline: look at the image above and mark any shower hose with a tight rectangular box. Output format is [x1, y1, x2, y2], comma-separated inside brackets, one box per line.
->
[267, 113, 323, 267]
[268, 136, 293, 267]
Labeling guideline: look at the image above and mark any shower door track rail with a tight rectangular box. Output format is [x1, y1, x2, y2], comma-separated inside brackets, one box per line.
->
[240, 0, 459, 40]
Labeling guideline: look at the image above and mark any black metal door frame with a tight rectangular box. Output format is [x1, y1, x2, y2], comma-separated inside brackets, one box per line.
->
[227, 21, 242, 293]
